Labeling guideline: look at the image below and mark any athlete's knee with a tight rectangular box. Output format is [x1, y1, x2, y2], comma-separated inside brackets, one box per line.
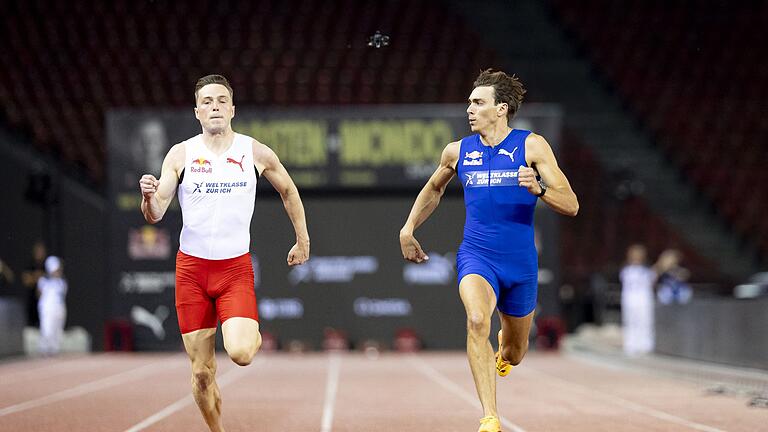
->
[191, 364, 216, 392]
[466, 312, 491, 336]
[228, 341, 259, 366]
[227, 348, 253, 366]
[501, 338, 528, 366]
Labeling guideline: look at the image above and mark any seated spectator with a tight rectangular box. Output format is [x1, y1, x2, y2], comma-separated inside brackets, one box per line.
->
[656, 249, 692, 305]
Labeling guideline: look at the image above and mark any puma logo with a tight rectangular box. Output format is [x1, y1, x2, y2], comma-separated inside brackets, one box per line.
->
[498, 147, 518, 161]
[131, 305, 169, 340]
[227, 155, 245, 172]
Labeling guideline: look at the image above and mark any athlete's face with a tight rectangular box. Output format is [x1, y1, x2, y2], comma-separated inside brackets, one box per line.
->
[194, 84, 235, 134]
[466, 86, 507, 132]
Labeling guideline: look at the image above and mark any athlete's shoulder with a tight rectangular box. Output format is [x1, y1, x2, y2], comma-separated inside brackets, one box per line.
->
[524, 132, 548, 146]
[168, 141, 186, 155]
[169, 135, 200, 157]
[249, 137, 273, 154]
[524, 132, 552, 158]
[165, 142, 186, 167]
[442, 140, 461, 165]
[235, 132, 257, 145]
[249, 137, 280, 170]
[445, 140, 461, 152]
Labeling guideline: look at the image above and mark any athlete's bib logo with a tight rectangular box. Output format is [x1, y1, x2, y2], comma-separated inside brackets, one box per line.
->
[464, 170, 519, 187]
[465, 172, 476, 186]
[191, 157, 213, 174]
[192, 182, 203, 194]
[498, 147, 518, 162]
[227, 154, 245, 172]
[463, 150, 483, 166]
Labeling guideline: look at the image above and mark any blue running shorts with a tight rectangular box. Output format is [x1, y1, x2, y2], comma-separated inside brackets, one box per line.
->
[456, 246, 538, 317]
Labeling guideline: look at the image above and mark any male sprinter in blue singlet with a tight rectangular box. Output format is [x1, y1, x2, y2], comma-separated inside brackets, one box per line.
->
[399, 69, 578, 432]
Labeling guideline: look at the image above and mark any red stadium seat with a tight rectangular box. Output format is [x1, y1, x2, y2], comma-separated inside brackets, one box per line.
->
[549, 0, 767, 262]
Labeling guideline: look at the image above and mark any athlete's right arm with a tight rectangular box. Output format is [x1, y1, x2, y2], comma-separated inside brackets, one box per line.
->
[139, 144, 183, 224]
[399, 141, 459, 263]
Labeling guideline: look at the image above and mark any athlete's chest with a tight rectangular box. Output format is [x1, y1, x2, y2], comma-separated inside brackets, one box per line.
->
[182, 150, 256, 197]
[459, 144, 525, 189]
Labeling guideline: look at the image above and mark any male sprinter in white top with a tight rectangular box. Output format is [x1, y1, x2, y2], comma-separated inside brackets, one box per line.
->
[139, 74, 310, 432]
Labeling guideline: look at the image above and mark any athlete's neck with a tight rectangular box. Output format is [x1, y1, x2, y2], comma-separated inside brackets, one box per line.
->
[202, 128, 234, 155]
[478, 124, 512, 147]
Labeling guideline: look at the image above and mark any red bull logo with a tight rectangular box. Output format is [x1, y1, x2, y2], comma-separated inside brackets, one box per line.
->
[191, 157, 213, 173]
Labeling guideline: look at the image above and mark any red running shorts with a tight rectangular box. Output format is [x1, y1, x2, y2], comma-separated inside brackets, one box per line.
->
[175, 250, 258, 334]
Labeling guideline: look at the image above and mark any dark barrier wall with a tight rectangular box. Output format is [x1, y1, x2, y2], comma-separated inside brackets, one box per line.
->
[58, 180, 108, 349]
[107, 105, 563, 350]
[0, 132, 108, 351]
[253, 196, 469, 349]
[0, 298, 24, 357]
[655, 299, 768, 370]
[0, 134, 47, 284]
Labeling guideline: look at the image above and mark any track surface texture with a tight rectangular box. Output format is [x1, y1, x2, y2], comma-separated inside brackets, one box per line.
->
[0, 350, 765, 431]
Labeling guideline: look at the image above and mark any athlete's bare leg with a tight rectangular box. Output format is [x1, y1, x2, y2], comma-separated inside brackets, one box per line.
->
[459, 274, 498, 418]
[221, 317, 261, 366]
[182, 328, 225, 432]
[498, 310, 534, 365]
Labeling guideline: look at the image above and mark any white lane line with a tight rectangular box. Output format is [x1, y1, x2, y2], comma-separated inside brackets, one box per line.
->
[0, 356, 103, 386]
[320, 353, 341, 432]
[409, 355, 527, 432]
[0, 358, 179, 417]
[123, 358, 260, 432]
[525, 367, 728, 432]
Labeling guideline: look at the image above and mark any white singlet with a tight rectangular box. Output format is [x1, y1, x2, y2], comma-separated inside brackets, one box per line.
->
[178, 133, 258, 259]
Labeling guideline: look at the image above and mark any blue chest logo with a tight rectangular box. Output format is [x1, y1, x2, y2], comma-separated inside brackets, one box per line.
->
[464, 170, 520, 187]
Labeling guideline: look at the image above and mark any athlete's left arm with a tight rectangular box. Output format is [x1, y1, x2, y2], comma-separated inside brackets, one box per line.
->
[253, 140, 310, 266]
[519, 133, 579, 216]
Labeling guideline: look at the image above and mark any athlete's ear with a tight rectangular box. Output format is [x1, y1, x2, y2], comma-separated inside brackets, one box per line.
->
[497, 102, 508, 118]
[194, 107, 199, 120]
[232, 105, 235, 118]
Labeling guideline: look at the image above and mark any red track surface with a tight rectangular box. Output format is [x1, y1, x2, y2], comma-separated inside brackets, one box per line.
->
[0, 352, 763, 431]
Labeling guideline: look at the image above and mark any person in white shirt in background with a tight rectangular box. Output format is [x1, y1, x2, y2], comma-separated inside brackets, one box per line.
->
[37, 256, 67, 356]
[619, 244, 658, 356]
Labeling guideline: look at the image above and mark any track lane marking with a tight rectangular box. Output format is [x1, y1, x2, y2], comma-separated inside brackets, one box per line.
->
[409, 355, 527, 432]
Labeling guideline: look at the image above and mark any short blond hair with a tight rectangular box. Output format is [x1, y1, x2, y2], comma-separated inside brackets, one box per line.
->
[194, 74, 233, 103]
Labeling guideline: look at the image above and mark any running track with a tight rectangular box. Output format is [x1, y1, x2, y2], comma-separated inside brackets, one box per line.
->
[0, 352, 764, 431]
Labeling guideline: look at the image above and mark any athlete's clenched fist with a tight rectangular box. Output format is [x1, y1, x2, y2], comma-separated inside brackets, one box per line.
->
[517, 165, 542, 196]
[287, 241, 310, 266]
[139, 174, 159, 199]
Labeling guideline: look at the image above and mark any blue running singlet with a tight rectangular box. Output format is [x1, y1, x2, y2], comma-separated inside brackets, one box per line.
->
[456, 129, 539, 317]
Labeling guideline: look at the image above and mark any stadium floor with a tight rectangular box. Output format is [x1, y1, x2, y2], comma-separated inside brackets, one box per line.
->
[0, 350, 765, 431]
